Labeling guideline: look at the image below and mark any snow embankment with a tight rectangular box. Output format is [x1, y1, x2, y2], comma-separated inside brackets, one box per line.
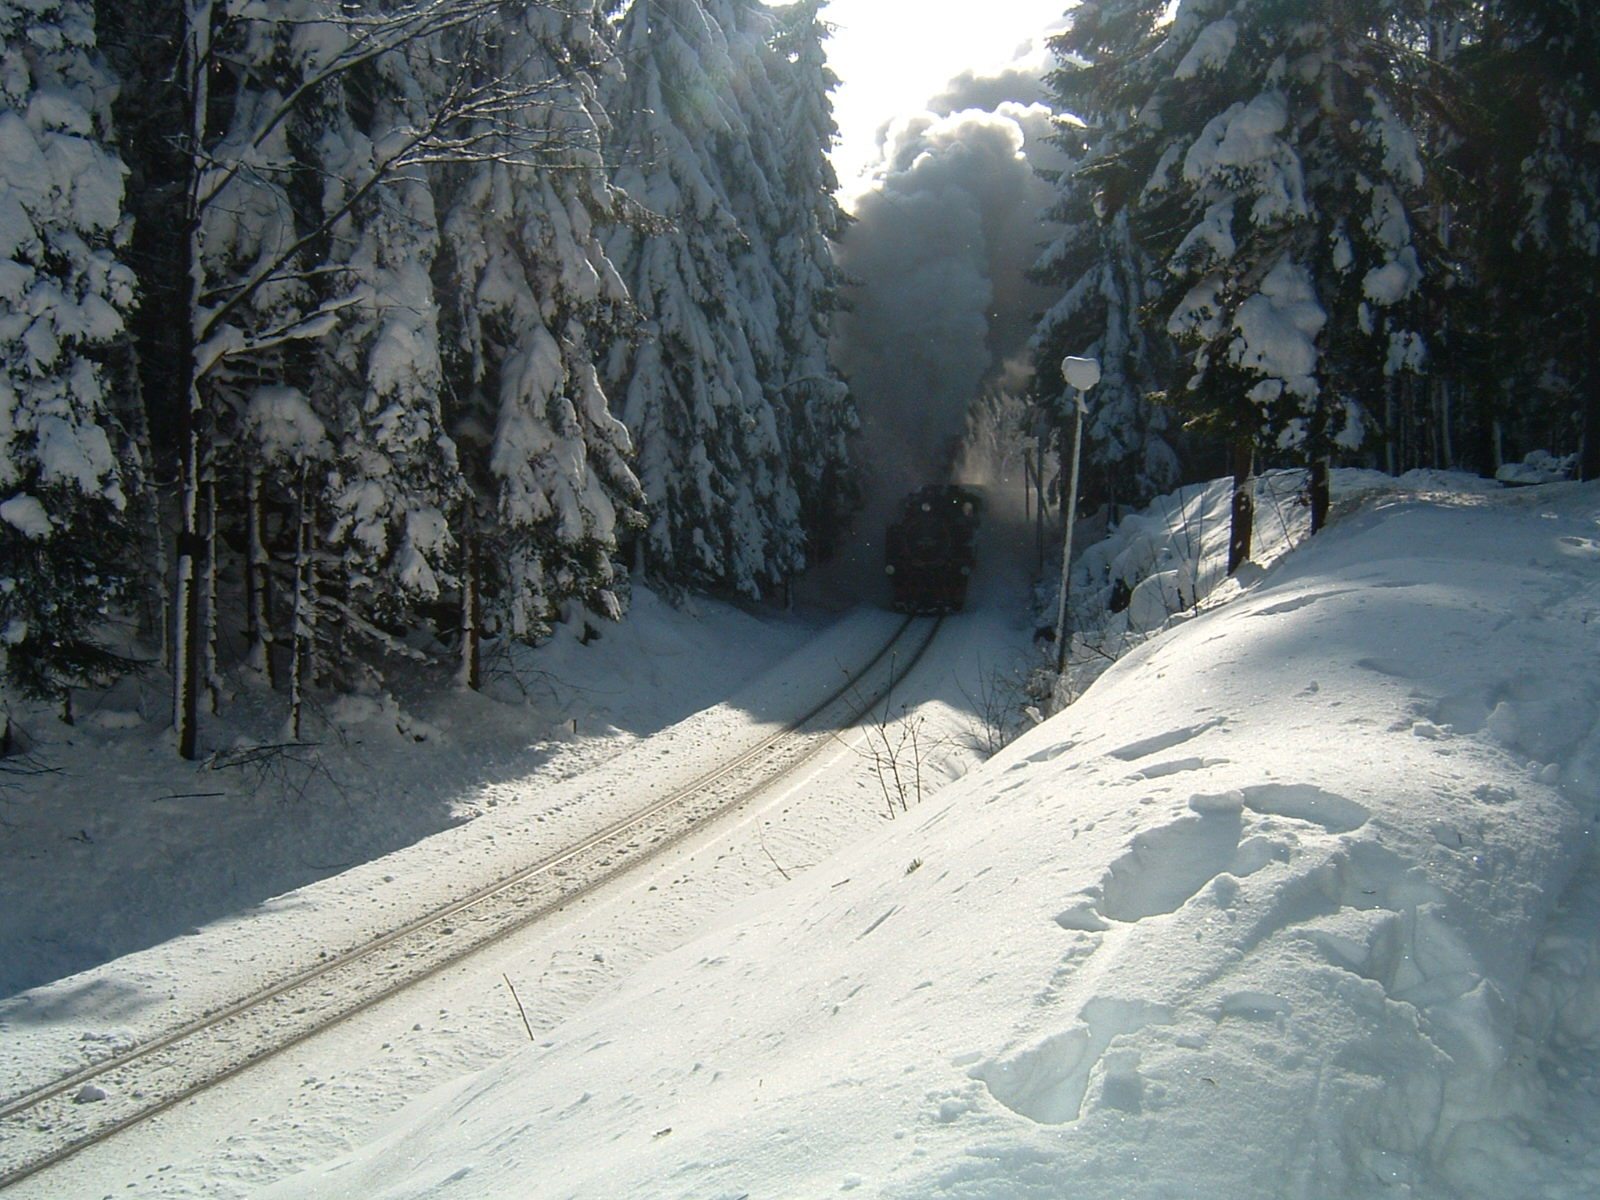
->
[267, 481, 1600, 1200]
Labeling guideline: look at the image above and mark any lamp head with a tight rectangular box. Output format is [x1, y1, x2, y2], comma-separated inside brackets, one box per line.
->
[1061, 356, 1101, 391]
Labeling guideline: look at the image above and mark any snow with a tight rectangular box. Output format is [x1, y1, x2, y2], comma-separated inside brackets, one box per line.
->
[252, 475, 1600, 1200]
[1496, 449, 1575, 488]
[1363, 245, 1424, 306]
[1367, 90, 1425, 190]
[1183, 92, 1307, 230]
[0, 490, 49, 537]
[1171, 197, 1237, 267]
[243, 384, 329, 462]
[33, 409, 116, 495]
[7, 472, 1600, 1199]
[1230, 258, 1326, 402]
[1174, 17, 1238, 80]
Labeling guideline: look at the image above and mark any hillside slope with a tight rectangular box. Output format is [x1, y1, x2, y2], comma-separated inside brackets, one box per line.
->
[266, 480, 1600, 1199]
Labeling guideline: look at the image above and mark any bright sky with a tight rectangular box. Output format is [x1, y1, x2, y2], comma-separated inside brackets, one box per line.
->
[815, 0, 1072, 187]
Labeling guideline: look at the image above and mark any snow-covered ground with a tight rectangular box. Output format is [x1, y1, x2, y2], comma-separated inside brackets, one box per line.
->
[257, 473, 1600, 1200]
[0, 490, 1038, 1195]
[0, 586, 828, 1003]
[7, 471, 1600, 1199]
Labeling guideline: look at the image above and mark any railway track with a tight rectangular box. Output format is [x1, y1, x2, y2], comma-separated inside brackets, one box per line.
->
[0, 614, 942, 1190]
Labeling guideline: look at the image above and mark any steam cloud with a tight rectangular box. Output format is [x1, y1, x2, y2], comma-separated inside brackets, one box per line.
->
[816, 35, 1066, 603]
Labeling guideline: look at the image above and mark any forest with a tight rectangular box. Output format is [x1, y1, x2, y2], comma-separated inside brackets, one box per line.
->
[2, 0, 1597, 758]
[1032, 0, 1600, 540]
[1, 0, 854, 757]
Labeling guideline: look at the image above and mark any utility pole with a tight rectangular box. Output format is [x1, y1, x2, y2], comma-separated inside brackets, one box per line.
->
[1053, 356, 1100, 675]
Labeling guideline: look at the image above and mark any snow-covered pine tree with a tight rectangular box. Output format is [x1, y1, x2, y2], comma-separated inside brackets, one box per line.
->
[190, 3, 343, 718]
[1031, 21, 1180, 510]
[431, 0, 642, 686]
[99, 0, 638, 749]
[755, 0, 856, 564]
[1466, 0, 1600, 479]
[0, 0, 139, 718]
[308, 21, 467, 681]
[603, 0, 823, 597]
[96, 0, 347, 753]
[1137, 0, 1437, 530]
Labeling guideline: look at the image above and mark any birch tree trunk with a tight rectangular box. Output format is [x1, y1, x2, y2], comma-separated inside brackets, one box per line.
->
[173, 0, 214, 761]
[203, 471, 221, 714]
[288, 464, 316, 742]
[245, 465, 276, 684]
[174, 431, 202, 759]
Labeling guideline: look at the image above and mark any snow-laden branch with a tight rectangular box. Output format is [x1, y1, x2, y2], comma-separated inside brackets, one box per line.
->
[195, 293, 362, 376]
[193, 0, 587, 212]
[191, 14, 611, 358]
[195, 114, 589, 353]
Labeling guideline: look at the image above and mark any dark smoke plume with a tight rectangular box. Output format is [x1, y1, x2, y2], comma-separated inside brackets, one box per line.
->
[814, 42, 1065, 604]
[800, 27, 1075, 604]
[838, 104, 1058, 490]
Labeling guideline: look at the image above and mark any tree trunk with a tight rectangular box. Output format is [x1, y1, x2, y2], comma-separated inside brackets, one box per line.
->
[1308, 459, 1330, 534]
[173, 0, 215, 761]
[203, 471, 221, 715]
[1582, 317, 1600, 482]
[1227, 441, 1253, 576]
[288, 466, 315, 741]
[245, 465, 276, 684]
[1434, 377, 1454, 468]
[1029, 447, 1047, 572]
[458, 533, 482, 691]
[174, 430, 202, 760]
[1383, 378, 1397, 477]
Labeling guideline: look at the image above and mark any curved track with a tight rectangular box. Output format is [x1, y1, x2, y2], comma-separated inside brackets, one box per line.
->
[0, 614, 942, 1190]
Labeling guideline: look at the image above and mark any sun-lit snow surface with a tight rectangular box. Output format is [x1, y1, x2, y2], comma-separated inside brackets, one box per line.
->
[0, 587, 828, 1016]
[263, 477, 1600, 1200]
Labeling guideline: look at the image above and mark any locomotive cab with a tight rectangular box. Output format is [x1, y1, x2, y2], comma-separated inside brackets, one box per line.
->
[884, 485, 981, 614]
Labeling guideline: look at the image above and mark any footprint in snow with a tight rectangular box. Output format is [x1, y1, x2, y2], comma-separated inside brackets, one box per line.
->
[1106, 717, 1226, 763]
[1054, 785, 1367, 930]
[968, 996, 1170, 1125]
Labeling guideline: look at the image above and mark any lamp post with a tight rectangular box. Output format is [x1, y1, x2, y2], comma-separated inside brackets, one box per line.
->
[1053, 355, 1099, 674]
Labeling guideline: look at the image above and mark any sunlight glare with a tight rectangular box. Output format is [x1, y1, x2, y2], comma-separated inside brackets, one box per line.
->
[815, 0, 1071, 186]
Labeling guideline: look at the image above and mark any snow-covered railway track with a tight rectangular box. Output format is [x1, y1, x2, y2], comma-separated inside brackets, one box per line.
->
[0, 615, 942, 1190]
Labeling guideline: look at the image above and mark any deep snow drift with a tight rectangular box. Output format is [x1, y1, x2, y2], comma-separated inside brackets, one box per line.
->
[261, 476, 1600, 1199]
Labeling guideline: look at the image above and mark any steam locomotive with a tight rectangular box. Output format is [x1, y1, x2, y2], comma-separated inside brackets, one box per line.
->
[884, 485, 982, 614]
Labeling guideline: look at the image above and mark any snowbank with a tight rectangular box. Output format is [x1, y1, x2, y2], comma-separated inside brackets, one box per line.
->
[265, 478, 1600, 1199]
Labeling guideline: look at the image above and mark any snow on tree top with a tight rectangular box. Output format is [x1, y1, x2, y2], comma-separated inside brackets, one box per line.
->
[1230, 259, 1325, 401]
[245, 385, 331, 462]
[0, 491, 51, 538]
[1175, 17, 1237, 79]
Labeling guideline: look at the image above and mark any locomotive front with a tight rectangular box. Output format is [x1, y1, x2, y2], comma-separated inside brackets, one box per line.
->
[884, 485, 981, 614]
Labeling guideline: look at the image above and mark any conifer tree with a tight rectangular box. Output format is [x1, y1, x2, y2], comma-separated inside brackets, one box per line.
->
[92, 0, 647, 748]
[432, 0, 642, 685]
[604, 0, 845, 596]
[1466, 0, 1600, 478]
[311, 33, 466, 672]
[0, 0, 139, 716]
[1044, 0, 1439, 537]
[1152, 0, 1436, 527]
[764, 0, 857, 561]
[1031, 104, 1178, 507]
[1036, 0, 1222, 516]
